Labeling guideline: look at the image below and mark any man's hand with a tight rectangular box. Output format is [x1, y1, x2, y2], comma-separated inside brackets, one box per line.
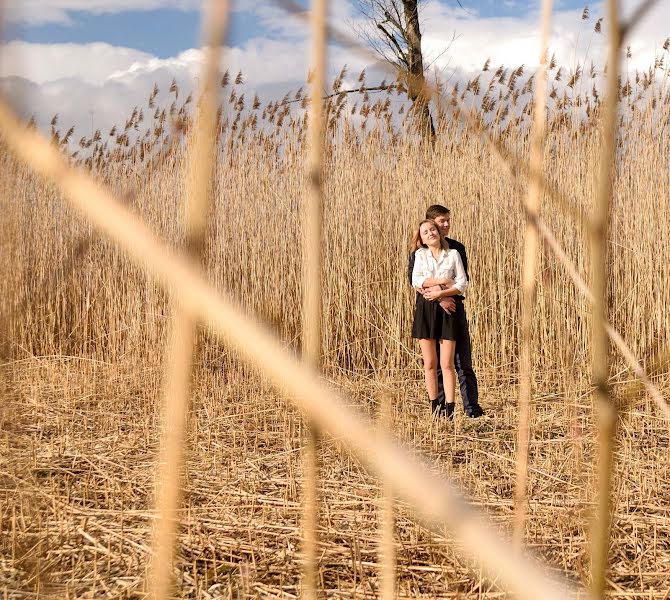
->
[439, 297, 456, 314]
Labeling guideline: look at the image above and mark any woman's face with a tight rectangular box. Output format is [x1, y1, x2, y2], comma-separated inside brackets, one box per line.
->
[420, 222, 440, 247]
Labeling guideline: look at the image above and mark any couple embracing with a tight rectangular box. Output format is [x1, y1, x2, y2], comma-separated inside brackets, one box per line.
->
[409, 204, 485, 420]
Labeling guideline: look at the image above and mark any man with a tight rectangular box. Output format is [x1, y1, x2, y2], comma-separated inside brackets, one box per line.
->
[408, 204, 484, 418]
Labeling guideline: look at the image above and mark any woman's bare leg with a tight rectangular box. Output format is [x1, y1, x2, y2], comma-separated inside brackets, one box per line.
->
[439, 339, 457, 406]
[418, 338, 439, 401]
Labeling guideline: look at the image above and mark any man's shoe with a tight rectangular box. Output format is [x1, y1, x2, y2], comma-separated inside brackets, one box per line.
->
[465, 405, 485, 418]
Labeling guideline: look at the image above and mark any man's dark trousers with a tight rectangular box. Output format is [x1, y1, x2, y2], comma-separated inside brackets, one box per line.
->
[435, 300, 479, 413]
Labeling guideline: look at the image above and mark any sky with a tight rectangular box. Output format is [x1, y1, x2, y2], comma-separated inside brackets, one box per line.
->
[1, 0, 668, 137]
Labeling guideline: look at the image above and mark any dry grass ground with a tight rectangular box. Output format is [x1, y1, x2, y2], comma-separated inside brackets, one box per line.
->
[2, 54, 670, 597]
[2, 359, 670, 598]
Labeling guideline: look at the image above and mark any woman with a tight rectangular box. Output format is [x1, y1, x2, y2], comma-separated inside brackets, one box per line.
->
[411, 219, 469, 420]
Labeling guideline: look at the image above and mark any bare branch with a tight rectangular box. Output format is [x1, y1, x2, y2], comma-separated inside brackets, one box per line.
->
[424, 31, 458, 71]
[376, 22, 409, 67]
[282, 83, 398, 105]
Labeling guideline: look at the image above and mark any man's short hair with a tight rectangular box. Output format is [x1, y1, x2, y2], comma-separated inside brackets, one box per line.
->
[425, 204, 450, 220]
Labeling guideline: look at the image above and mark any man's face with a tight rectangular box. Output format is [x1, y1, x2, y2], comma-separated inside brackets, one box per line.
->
[433, 213, 451, 237]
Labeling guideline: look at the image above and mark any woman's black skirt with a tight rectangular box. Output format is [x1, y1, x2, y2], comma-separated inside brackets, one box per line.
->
[411, 294, 456, 340]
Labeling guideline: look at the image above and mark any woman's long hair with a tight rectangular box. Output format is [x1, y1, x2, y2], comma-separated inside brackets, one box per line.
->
[410, 219, 450, 253]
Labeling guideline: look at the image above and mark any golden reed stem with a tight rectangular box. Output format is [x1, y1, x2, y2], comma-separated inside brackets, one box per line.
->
[0, 96, 584, 600]
[302, 0, 328, 597]
[149, 2, 230, 599]
[590, 0, 621, 596]
[378, 395, 396, 600]
[513, 0, 554, 550]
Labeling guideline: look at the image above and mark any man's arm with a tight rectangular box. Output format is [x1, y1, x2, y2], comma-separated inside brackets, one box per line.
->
[423, 286, 464, 301]
[408, 249, 455, 312]
[422, 276, 454, 288]
[460, 245, 469, 281]
[448, 238, 470, 281]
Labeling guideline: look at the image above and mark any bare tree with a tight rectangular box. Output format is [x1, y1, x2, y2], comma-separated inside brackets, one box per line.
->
[354, 0, 435, 139]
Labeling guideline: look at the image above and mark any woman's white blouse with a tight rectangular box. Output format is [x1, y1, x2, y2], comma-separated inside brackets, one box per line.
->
[412, 247, 469, 294]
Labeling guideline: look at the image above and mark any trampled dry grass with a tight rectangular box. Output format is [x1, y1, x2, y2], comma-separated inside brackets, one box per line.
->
[2, 358, 670, 598]
[2, 46, 670, 597]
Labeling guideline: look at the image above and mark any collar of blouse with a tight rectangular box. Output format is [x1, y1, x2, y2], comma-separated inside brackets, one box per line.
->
[424, 247, 448, 263]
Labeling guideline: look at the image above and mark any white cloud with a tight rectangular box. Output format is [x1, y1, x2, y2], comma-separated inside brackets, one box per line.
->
[420, 0, 670, 76]
[7, 0, 203, 24]
[240, 0, 361, 40]
[0, 37, 314, 138]
[0, 41, 154, 85]
[2, 0, 669, 141]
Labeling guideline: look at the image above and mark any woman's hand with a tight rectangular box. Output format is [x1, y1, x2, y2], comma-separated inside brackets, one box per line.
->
[423, 286, 443, 301]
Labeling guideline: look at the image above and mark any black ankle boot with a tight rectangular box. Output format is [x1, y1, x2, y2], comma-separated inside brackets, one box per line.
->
[430, 399, 441, 415]
[444, 402, 455, 421]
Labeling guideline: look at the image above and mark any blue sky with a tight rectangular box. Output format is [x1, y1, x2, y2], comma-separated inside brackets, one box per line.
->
[6, 1, 591, 59]
[8, 9, 264, 57]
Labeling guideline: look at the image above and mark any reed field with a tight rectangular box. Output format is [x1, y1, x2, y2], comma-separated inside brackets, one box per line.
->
[2, 22, 670, 598]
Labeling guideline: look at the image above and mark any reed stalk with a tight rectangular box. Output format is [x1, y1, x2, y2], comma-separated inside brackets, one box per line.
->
[149, 2, 230, 598]
[513, 0, 554, 550]
[0, 96, 583, 600]
[301, 0, 328, 597]
[589, 0, 621, 596]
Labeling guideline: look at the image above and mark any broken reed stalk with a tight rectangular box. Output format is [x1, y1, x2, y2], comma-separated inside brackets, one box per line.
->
[301, 0, 328, 597]
[589, 0, 621, 596]
[0, 98, 584, 600]
[513, 0, 554, 550]
[149, 2, 230, 599]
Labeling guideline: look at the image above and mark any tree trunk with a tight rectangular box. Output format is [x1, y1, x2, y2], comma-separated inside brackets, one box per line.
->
[401, 0, 435, 140]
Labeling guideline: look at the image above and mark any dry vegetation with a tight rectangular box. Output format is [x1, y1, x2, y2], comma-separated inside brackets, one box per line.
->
[2, 32, 670, 598]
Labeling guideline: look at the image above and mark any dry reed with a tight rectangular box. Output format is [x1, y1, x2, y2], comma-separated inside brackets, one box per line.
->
[1, 4, 670, 597]
[150, 2, 231, 599]
[0, 93, 583, 600]
[589, 0, 622, 595]
[513, 0, 555, 549]
[301, 0, 328, 597]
